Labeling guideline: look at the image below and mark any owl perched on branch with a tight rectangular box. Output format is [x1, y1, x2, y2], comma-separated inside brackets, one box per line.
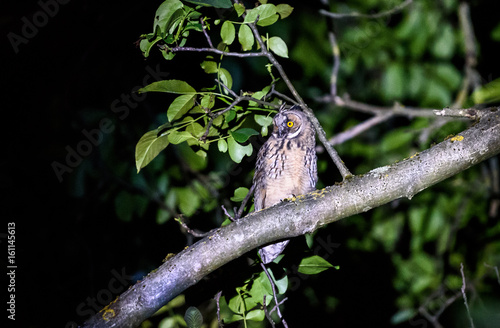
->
[253, 106, 318, 264]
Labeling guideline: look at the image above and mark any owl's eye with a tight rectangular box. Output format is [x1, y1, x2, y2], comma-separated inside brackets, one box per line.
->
[287, 121, 294, 128]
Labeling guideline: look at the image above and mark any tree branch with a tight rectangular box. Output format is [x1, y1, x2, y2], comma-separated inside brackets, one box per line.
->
[81, 108, 500, 328]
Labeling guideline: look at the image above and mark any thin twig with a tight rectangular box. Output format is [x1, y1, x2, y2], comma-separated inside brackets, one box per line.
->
[262, 295, 276, 328]
[319, 0, 413, 19]
[176, 217, 210, 238]
[236, 184, 255, 219]
[328, 31, 340, 99]
[221, 205, 235, 222]
[483, 263, 500, 285]
[433, 107, 480, 119]
[214, 291, 224, 327]
[260, 263, 288, 328]
[460, 263, 476, 328]
[327, 112, 393, 146]
[200, 18, 214, 48]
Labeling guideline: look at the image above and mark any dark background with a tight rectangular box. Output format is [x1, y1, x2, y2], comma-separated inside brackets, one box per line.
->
[1, 1, 499, 327]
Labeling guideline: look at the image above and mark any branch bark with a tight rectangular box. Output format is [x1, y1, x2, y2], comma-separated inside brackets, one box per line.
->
[82, 108, 500, 328]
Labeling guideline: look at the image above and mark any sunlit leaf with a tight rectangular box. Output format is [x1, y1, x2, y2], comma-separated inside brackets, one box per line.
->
[217, 138, 228, 153]
[298, 255, 335, 274]
[268, 36, 288, 58]
[238, 24, 254, 51]
[221, 21, 236, 45]
[168, 130, 195, 144]
[135, 130, 170, 172]
[244, 4, 278, 26]
[276, 4, 293, 19]
[230, 187, 249, 202]
[227, 136, 253, 163]
[167, 94, 196, 121]
[153, 0, 184, 37]
[138, 79, 196, 94]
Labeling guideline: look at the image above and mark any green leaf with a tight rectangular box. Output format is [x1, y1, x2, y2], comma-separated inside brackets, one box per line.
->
[231, 187, 249, 202]
[472, 78, 500, 104]
[221, 21, 236, 45]
[238, 24, 254, 51]
[184, 306, 203, 328]
[217, 139, 228, 153]
[168, 130, 195, 144]
[183, 0, 232, 8]
[276, 4, 293, 19]
[200, 60, 218, 74]
[153, 0, 184, 37]
[268, 36, 288, 58]
[219, 68, 233, 92]
[431, 23, 455, 59]
[167, 94, 196, 121]
[254, 114, 273, 127]
[138, 80, 196, 94]
[135, 130, 170, 172]
[380, 128, 413, 152]
[298, 255, 334, 275]
[175, 187, 201, 216]
[227, 136, 253, 163]
[230, 128, 259, 143]
[115, 191, 133, 222]
[234, 3, 245, 17]
[382, 62, 405, 101]
[244, 4, 279, 27]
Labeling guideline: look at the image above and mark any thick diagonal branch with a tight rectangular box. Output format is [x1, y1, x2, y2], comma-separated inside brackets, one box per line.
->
[82, 108, 500, 328]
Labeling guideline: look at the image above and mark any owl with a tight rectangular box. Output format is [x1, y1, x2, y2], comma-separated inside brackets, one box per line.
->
[253, 106, 318, 264]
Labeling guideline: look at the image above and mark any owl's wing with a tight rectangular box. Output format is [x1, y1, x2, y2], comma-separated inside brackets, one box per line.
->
[253, 144, 268, 211]
[306, 146, 318, 190]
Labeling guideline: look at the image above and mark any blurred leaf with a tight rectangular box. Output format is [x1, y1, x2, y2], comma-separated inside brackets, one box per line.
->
[491, 22, 500, 41]
[183, 0, 232, 8]
[167, 94, 196, 121]
[230, 128, 259, 143]
[472, 78, 500, 104]
[227, 136, 253, 163]
[298, 255, 335, 274]
[268, 36, 288, 58]
[184, 306, 203, 328]
[380, 129, 413, 152]
[276, 4, 293, 19]
[175, 186, 201, 216]
[136, 130, 170, 172]
[238, 24, 254, 51]
[139, 80, 196, 94]
[115, 191, 134, 222]
[221, 21, 236, 45]
[431, 23, 455, 59]
[382, 62, 405, 101]
[422, 79, 451, 107]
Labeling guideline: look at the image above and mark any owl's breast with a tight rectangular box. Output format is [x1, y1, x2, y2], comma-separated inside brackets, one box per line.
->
[261, 143, 315, 208]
